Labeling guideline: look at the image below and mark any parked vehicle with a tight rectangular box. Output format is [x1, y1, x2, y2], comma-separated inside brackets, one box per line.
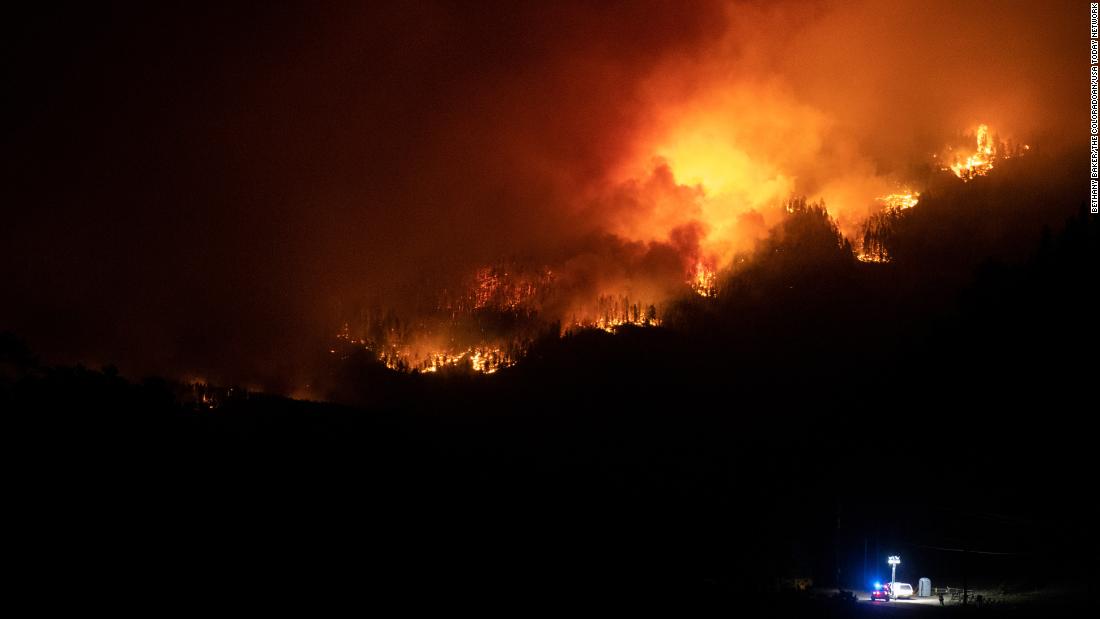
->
[893, 582, 914, 599]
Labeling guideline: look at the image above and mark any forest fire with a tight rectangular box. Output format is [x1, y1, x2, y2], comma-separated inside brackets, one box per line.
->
[570, 309, 660, 334]
[876, 190, 920, 211]
[853, 124, 1035, 262]
[334, 259, 673, 373]
[332, 118, 1037, 375]
[6, 0, 1075, 407]
[559, 292, 661, 334]
[940, 124, 1027, 181]
[469, 266, 552, 312]
[689, 261, 718, 297]
[419, 347, 512, 374]
[945, 124, 995, 180]
[855, 250, 890, 264]
[333, 330, 517, 375]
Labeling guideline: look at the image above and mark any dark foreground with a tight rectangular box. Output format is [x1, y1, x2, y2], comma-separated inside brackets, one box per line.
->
[5, 197, 1096, 612]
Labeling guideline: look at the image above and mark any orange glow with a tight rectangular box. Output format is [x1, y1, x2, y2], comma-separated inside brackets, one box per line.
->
[877, 190, 920, 211]
[565, 295, 661, 334]
[856, 250, 890, 264]
[689, 260, 717, 297]
[340, 112, 1033, 376]
[610, 85, 824, 268]
[940, 124, 1025, 181]
[418, 347, 512, 374]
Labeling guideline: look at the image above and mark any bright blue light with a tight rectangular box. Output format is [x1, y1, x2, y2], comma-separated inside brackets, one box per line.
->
[873, 582, 882, 590]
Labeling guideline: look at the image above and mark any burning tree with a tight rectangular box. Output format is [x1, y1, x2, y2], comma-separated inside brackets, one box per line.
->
[940, 124, 1028, 182]
[859, 209, 904, 264]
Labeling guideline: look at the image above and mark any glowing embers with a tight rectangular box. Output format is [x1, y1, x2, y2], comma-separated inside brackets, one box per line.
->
[876, 190, 920, 211]
[464, 265, 553, 313]
[334, 322, 515, 375]
[472, 267, 501, 309]
[857, 206, 902, 264]
[940, 124, 1026, 181]
[855, 250, 891, 263]
[863, 189, 918, 259]
[946, 124, 994, 180]
[588, 315, 661, 333]
[367, 342, 516, 375]
[567, 295, 660, 333]
[689, 260, 717, 297]
[418, 346, 512, 374]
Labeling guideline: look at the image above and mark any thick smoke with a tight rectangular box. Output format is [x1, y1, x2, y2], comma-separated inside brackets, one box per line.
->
[1, 1, 1084, 392]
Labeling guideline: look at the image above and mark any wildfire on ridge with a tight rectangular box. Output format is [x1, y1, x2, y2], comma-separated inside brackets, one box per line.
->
[689, 261, 717, 297]
[939, 124, 1028, 181]
[565, 294, 661, 334]
[446, 264, 555, 316]
[333, 121, 1034, 373]
[855, 250, 890, 263]
[419, 346, 511, 374]
[856, 124, 1030, 263]
[333, 328, 517, 375]
[858, 191, 914, 263]
[469, 266, 552, 311]
[876, 190, 920, 211]
[334, 265, 668, 375]
[583, 315, 661, 334]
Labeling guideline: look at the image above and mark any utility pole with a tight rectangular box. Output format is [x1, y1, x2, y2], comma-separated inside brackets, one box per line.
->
[962, 546, 968, 606]
[888, 556, 901, 599]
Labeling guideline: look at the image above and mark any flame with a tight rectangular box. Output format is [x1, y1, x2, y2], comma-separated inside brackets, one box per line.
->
[333, 121, 1034, 377]
[582, 315, 660, 334]
[943, 124, 1005, 181]
[614, 85, 819, 267]
[418, 346, 511, 374]
[335, 263, 667, 375]
[876, 190, 920, 211]
[566, 294, 661, 334]
[856, 251, 890, 263]
[465, 265, 552, 313]
[689, 260, 717, 297]
[334, 328, 516, 375]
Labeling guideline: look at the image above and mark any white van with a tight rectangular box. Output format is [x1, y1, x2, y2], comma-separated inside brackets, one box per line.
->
[893, 582, 914, 599]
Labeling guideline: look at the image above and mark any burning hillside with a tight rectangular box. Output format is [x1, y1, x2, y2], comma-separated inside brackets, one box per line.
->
[854, 123, 1030, 263]
[689, 261, 718, 298]
[939, 124, 1029, 181]
[336, 119, 1033, 372]
[4, 1, 1079, 394]
[877, 190, 920, 211]
[332, 260, 671, 374]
